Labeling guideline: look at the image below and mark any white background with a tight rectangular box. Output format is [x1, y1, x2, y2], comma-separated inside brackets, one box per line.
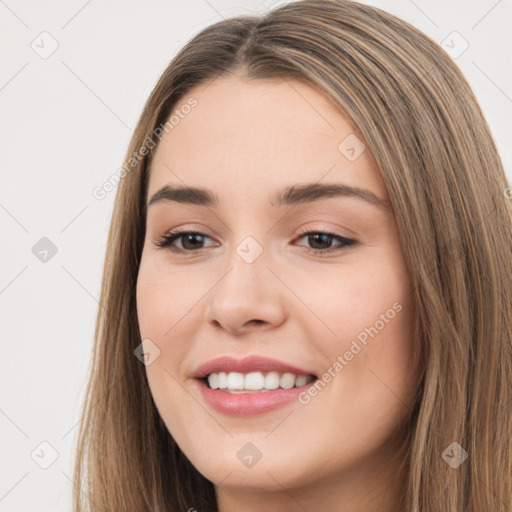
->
[1, 0, 511, 510]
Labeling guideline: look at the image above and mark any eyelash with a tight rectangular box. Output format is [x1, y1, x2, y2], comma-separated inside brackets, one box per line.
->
[153, 226, 357, 256]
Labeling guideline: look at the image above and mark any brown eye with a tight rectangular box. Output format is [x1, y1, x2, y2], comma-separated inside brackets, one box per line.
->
[154, 231, 216, 252]
[295, 229, 357, 255]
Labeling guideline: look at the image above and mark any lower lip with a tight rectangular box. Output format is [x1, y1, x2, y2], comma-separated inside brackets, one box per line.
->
[194, 378, 317, 416]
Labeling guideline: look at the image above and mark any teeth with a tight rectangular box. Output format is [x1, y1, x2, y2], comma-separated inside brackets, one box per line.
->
[295, 375, 309, 387]
[218, 372, 228, 389]
[206, 371, 314, 391]
[265, 371, 280, 390]
[245, 371, 265, 390]
[227, 372, 244, 390]
[280, 373, 295, 389]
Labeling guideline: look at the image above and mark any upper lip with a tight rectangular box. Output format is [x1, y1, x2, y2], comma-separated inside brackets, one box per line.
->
[193, 356, 317, 379]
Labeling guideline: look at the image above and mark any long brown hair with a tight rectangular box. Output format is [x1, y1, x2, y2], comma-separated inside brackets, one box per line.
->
[72, 1, 512, 510]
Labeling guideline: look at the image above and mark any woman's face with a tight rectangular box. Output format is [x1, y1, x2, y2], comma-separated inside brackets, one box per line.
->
[136, 75, 418, 500]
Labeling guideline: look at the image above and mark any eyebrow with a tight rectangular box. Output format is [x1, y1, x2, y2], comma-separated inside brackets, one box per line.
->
[146, 182, 391, 210]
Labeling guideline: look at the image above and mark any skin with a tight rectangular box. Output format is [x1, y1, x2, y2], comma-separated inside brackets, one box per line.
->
[136, 74, 419, 512]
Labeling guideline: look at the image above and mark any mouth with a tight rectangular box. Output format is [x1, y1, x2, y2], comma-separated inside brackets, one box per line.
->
[192, 355, 318, 415]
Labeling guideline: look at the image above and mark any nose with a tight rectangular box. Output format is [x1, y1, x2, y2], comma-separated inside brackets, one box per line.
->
[203, 249, 287, 336]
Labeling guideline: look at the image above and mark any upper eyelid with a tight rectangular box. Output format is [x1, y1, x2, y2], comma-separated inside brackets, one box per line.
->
[161, 228, 348, 239]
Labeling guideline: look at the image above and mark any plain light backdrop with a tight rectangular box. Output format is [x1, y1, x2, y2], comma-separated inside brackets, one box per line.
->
[1, 0, 511, 510]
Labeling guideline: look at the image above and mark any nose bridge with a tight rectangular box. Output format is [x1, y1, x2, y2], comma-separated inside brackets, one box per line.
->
[216, 232, 271, 302]
[204, 231, 286, 333]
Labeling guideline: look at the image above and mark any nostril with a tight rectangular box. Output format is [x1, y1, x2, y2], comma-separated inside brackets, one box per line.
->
[247, 319, 265, 327]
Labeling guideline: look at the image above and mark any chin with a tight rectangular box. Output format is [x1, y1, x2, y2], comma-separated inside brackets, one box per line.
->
[189, 447, 315, 492]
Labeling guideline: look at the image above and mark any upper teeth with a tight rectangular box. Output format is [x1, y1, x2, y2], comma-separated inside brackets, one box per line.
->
[207, 371, 314, 391]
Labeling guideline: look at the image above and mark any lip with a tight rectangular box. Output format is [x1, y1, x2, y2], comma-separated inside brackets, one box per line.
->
[193, 355, 317, 379]
[193, 377, 317, 416]
[192, 355, 318, 416]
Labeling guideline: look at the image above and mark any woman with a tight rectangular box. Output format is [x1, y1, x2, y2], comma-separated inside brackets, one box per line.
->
[73, 1, 512, 510]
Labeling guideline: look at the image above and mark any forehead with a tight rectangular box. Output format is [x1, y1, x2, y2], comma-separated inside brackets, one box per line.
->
[147, 75, 387, 203]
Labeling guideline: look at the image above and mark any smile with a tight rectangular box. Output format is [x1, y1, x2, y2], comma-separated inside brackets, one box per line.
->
[193, 355, 318, 415]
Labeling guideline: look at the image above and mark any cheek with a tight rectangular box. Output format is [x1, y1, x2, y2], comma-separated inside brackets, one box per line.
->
[136, 255, 210, 401]
[296, 257, 409, 338]
[136, 255, 202, 338]
[296, 256, 416, 395]
[136, 261, 197, 444]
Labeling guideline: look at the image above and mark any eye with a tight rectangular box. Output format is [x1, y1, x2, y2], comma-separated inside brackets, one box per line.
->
[154, 229, 216, 253]
[294, 227, 357, 255]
